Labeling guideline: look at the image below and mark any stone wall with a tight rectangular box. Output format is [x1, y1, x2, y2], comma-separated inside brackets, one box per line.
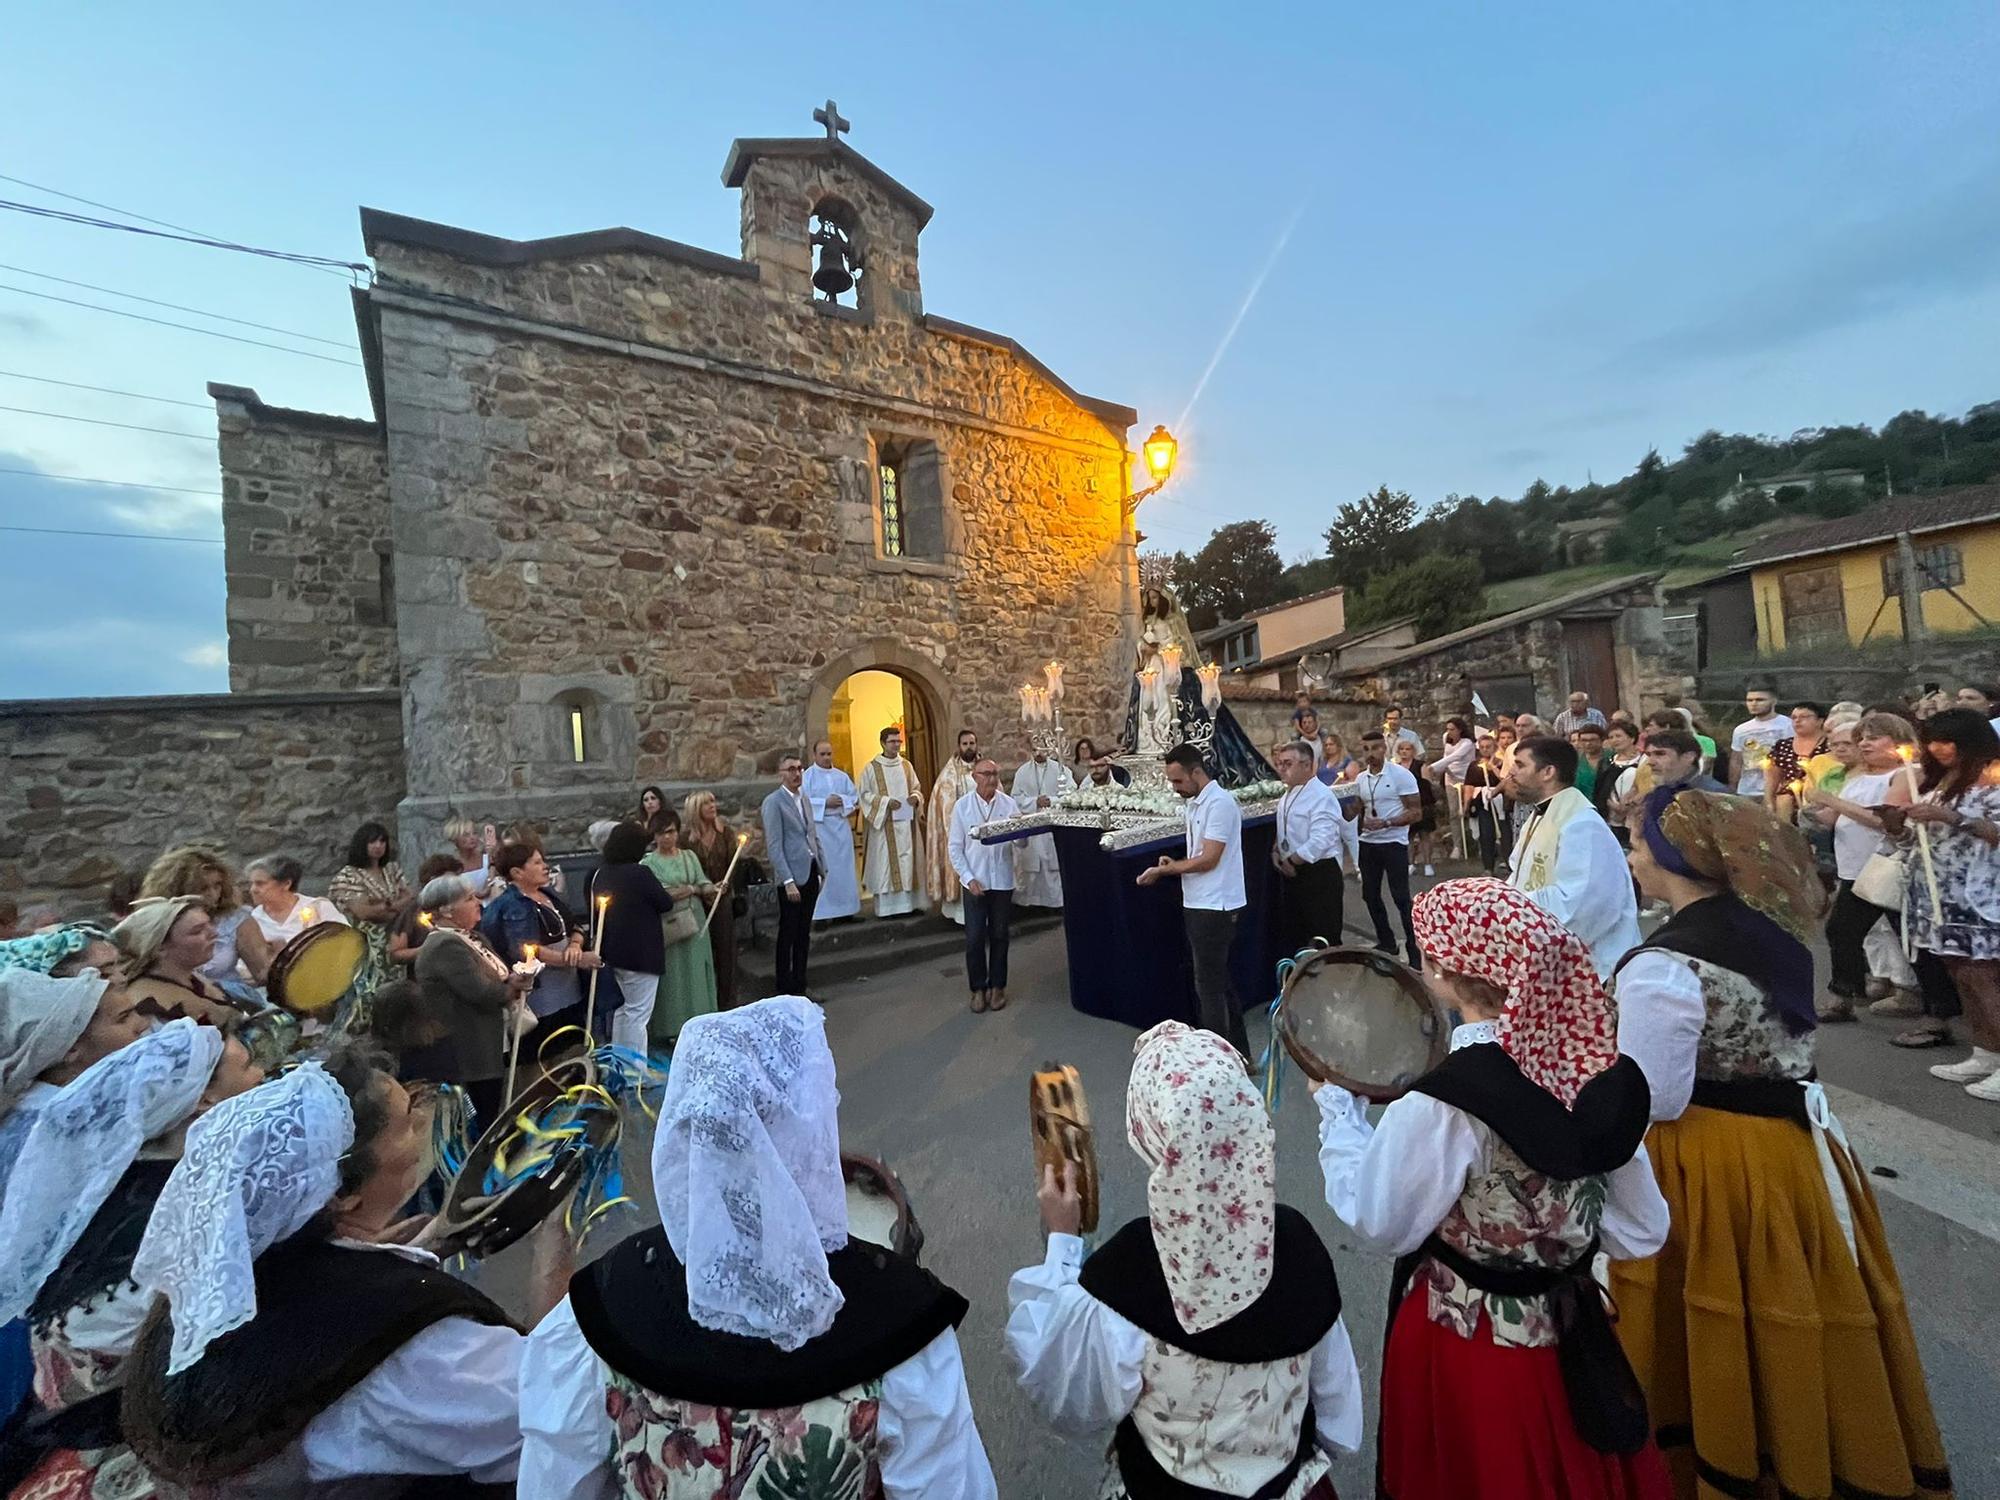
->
[358, 146, 1136, 858]
[0, 692, 405, 915]
[1698, 640, 2000, 710]
[1222, 684, 1384, 760]
[214, 388, 395, 693]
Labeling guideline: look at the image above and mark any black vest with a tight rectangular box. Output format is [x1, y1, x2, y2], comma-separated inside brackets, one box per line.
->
[120, 1235, 519, 1488]
[569, 1224, 968, 1410]
[30, 1158, 174, 1327]
[1077, 1205, 1343, 1500]
[1409, 1043, 1651, 1180]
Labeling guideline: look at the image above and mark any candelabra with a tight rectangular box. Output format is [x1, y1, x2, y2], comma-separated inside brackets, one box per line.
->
[1127, 653, 1224, 792]
[1018, 661, 1067, 762]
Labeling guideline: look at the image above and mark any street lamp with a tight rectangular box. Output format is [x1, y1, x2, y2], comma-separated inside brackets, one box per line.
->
[1124, 424, 1179, 517]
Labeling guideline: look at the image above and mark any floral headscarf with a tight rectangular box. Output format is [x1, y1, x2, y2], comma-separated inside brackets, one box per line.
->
[1126, 1020, 1276, 1334]
[1639, 787, 1825, 1034]
[1411, 877, 1617, 1106]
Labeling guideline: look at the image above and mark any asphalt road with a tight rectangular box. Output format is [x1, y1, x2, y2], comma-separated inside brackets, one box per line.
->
[477, 916, 2000, 1498]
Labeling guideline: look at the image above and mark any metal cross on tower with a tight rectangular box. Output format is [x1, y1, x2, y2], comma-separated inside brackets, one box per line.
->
[813, 99, 850, 141]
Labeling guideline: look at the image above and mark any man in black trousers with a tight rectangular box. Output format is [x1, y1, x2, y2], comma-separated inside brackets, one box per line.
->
[760, 751, 823, 994]
[1271, 739, 1355, 956]
[1353, 728, 1423, 967]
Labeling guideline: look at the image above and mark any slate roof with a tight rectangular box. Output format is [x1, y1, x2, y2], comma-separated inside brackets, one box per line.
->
[1728, 486, 2000, 571]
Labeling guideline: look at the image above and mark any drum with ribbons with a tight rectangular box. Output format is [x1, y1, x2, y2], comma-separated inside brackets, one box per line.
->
[1029, 1062, 1100, 1234]
[1276, 945, 1447, 1102]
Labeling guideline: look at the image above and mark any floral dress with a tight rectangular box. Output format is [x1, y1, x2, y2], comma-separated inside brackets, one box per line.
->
[602, 1370, 884, 1499]
[1902, 784, 2000, 961]
[328, 862, 407, 1029]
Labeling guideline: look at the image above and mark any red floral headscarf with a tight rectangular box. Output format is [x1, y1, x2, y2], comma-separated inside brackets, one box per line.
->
[1410, 877, 1617, 1106]
[1127, 1021, 1277, 1334]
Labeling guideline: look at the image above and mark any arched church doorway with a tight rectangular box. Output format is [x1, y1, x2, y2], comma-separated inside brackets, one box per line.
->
[826, 669, 940, 793]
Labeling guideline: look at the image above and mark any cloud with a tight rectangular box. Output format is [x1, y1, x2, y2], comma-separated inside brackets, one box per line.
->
[1609, 161, 2000, 371]
[1490, 446, 1551, 469]
[180, 640, 227, 668]
[0, 310, 50, 339]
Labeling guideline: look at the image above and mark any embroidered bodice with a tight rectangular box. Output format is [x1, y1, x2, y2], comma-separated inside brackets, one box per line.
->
[1108, 1339, 1330, 1500]
[1686, 953, 1814, 1083]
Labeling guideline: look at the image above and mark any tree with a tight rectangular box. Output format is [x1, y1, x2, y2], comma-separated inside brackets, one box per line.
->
[1347, 552, 1485, 639]
[1165, 519, 1285, 630]
[1322, 484, 1419, 584]
[1629, 447, 1668, 504]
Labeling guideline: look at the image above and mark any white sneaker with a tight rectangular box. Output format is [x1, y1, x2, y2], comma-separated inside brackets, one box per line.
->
[1930, 1054, 2000, 1084]
[1966, 1072, 2000, 1102]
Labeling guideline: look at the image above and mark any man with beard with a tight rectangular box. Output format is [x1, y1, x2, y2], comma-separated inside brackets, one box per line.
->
[925, 728, 980, 925]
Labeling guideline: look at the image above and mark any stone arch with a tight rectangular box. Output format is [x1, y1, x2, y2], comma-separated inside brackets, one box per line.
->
[804, 641, 958, 791]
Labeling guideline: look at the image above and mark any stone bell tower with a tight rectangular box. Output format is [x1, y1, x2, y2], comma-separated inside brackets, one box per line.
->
[723, 100, 933, 325]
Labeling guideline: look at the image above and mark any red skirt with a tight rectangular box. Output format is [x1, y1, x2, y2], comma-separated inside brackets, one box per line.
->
[1380, 1293, 1671, 1500]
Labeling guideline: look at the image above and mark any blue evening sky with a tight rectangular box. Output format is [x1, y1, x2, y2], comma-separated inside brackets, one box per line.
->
[3, 1, 1996, 698]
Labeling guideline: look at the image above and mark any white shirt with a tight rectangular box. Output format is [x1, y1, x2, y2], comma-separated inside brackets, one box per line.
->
[1355, 762, 1420, 846]
[948, 790, 1020, 891]
[1005, 1231, 1364, 1454]
[1431, 737, 1477, 783]
[1314, 1025, 1670, 1259]
[518, 1297, 998, 1500]
[1181, 778, 1247, 912]
[249, 893, 351, 946]
[1730, 713, 1794, 797]
[1277, 777, 1353, 866]
[1612, 949, 1710, 1122]
[1832, 769, 1897, 880]
[1507, 798, 1643, 978]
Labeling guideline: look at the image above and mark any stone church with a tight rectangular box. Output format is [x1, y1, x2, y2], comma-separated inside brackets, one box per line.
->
[185, 109, 1143, 870]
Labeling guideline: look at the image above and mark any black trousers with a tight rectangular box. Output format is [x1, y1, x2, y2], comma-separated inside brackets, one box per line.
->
[1278, 859, 1346, 957]
[964, 888, 1014, 991]
[1825, 881, 1962, 1018]
[1185, 907, 1250, 1056]
[776, 863, 822, 993]
[1471, 805, 1501, 874]
[1359, 842, 1420, 964]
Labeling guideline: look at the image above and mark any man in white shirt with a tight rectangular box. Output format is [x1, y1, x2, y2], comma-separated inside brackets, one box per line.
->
[1729, 688, 1794, 799]
[1273, 739, 1357, 958]
[948, 759, 1020, 1015]
[1137, 744, 1250, 1056]
[1505, 735, 1642, 978]
[1382, 705, 1426, 758]
[1425, 716, 1479, 861]
[1352, 730, 1423, 967]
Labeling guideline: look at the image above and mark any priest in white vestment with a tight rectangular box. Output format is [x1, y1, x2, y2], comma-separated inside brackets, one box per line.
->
[924, 728, 980, 926]
[859, 726, 925, 917]
[1010, 749, 1074, 908]
[1505, 736, 1641, 978]
[802, 740, 861, 922]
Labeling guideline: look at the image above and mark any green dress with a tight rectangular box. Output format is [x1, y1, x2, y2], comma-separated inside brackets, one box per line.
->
[641, 849, 718, 1045]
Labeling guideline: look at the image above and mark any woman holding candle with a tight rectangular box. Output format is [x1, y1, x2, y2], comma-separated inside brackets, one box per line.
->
[1880, 708, 2000, 1099]
[330, 821, 411, 1027]
[479, 842, 600, 1064]
[642, 810, 719, 1049]
[245, 854, 350, 947]
[588, 821, 680, 1053]
[682, 791, 743, 1009]
[417, 872, 536, 1127]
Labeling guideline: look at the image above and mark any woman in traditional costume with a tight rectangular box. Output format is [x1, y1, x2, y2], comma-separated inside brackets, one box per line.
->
[1007, 1020, 1361, 1500]
[120, 1044, 564, 1496]
[1316, 877, 1672, 1500]
[1612, 787, 1952, 1499]
[0, 1019, 262, 1498]
[518, 995, 995, 1498]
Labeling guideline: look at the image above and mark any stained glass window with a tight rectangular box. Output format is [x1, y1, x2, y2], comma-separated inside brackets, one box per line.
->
[879, 461, 904, 557]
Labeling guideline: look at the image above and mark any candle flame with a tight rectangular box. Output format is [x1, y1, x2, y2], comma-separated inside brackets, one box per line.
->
[298, 905, 316, 925]
[738, 832, 750, 845]
[522, 944, 539, 962]
[418, 911, 433, 928]
[596, 893, 610, 911]
[1897, 745, 1916, 762]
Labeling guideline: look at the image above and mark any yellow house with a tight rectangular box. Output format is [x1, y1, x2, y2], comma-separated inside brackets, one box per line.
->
[1737, 486, 2000, 653]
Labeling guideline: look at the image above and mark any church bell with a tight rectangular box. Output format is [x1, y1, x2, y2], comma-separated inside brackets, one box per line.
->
[812, 237, 855, 297]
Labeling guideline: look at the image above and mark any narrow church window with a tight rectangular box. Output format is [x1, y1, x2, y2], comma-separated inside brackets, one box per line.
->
[568, 707, 588, 763]
[879, 460, 905, 557]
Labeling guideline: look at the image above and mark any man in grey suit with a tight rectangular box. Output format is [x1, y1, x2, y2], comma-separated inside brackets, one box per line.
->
[761, 750, 824, 994]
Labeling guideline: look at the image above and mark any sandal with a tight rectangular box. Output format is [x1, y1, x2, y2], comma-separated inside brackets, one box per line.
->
[970, 990, 989, 1014]
[1890, 1025, 1952, 1049]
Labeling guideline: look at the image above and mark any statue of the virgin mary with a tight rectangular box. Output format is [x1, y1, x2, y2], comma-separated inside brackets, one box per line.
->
[1121, 586, 1274, 787]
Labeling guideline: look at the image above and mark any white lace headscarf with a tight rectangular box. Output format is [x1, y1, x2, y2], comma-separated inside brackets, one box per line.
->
[0, 967, 107, 1113]
[0, 1018, 225, 1323]
[653, 996, 847, 1350]
[131, 1061, 354, 1374]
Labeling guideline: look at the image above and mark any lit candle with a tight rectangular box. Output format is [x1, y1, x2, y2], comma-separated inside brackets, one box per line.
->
[701, 831, 753, 937]
[1019, 684, 1036, 723]
[1160, 644, 1183, 693]
[1196, 661, 1222, 712]
[585, 893, 610, 1024]
[593, 894, 611, 953]
[1043, 661, 1064, 704]
[1897, 747, 1945, 922]
[417, 911, 433, 929]
[298, 905, 316, 926]
[1137, 668, 1158, 712]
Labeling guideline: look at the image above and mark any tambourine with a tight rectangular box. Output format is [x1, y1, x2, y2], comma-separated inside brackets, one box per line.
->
[1277, 945, 1447, 1102]
[843, 1152, 924, 1260]
[430, 1056, 615, 1261]
[265, 922, 367, 1017]
[1029, 1063, 1100, 1234]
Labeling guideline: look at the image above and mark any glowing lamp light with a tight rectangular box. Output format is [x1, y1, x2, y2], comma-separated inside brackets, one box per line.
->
[1141, 425, 1178, 484]
[1043, 660, 1064, 703]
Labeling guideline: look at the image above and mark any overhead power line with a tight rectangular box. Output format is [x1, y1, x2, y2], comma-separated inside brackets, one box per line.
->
[0, 402, 214, 441]
[0, 283, 363, 366]
[0, 171, 354, 283]
[0, 369, 208, 409]
[0, 467, 220, 497]
[0, 523, 221, 544]
[0, 264, 352, 347]
[0, 199, 368, 276]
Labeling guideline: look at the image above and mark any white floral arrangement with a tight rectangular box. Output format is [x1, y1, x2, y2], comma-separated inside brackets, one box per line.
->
[1057, 777, 1284, 819]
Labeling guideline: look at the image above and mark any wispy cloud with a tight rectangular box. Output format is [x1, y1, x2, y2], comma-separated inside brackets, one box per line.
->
[179, 640, 227, 668]
[1490, 446, 1551, 469]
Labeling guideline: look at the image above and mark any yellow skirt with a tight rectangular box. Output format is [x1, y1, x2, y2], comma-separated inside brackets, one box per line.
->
[1610, 1105, 1952, 1500]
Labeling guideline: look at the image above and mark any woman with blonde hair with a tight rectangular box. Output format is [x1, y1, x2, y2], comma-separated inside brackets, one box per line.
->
[140, 845, 274, 1000]
[682, 790, 741, 1009]
[114, 897, 257, 1027]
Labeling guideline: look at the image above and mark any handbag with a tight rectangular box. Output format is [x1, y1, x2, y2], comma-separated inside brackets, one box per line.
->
[1852, 849, 1909, 910]
[661, 901, 701, 947]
